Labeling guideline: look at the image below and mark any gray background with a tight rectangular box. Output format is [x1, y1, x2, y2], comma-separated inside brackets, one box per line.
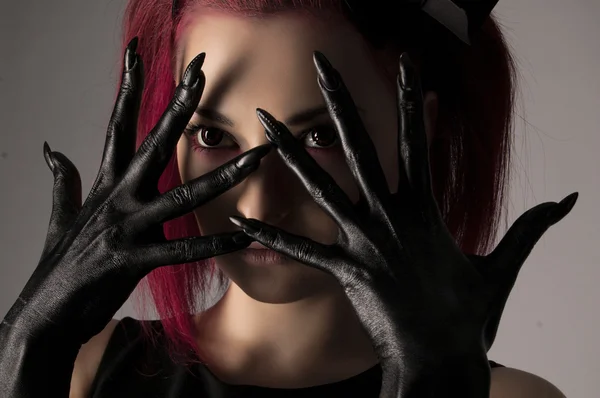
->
[1, 0, 598, 396]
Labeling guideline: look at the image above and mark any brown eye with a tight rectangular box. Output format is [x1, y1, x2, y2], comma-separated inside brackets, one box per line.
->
[195, 126, 235, 148]
[302, 126, 339, 149]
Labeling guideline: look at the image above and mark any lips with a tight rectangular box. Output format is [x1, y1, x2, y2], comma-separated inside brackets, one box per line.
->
[236, 242, 289, 265]
[247, 241, 269, 249]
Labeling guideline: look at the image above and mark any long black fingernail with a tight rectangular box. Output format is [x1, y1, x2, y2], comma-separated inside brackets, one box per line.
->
[313, 51, 340, 91]
[399, 53, 415, 90]
[127, 36, 139, 52]
[559, 192, 579, 213]
[548, 192, 579, 220]
[236, 144, 272, 169]
[125, 37, 139, 72]
[256, 108, 281, 145]
[43, 141, 54, 172]
[182, 52, 206, 87]
[229, 216, 260, 234]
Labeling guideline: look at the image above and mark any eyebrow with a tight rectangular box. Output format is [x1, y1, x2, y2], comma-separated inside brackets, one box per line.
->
[194, 105, 365, 128]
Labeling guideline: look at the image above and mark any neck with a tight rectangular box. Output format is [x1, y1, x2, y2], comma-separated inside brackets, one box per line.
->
[195, 280, 380, 388]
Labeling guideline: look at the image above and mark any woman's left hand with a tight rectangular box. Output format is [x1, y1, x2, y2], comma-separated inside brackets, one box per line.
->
[228, 51, 578, 398]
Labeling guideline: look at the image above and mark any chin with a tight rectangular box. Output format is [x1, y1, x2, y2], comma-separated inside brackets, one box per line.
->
[215, 252, 339, 304]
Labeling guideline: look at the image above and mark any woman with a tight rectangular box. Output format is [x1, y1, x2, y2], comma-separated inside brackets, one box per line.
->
[0, 0, 575, 397]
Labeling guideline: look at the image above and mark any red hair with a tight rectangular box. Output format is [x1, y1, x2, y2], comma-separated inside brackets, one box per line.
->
[118, 0, 517, 365]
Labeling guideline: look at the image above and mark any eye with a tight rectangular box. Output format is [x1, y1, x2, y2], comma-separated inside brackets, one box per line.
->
[184, 123, 236, 151]
[300, 125, 339, 149]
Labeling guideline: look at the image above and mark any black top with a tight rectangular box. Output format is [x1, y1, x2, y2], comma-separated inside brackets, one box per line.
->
[89, 317, 505, 398]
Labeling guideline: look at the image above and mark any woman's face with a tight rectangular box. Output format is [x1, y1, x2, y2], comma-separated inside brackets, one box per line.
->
[176, 10, 436, 304]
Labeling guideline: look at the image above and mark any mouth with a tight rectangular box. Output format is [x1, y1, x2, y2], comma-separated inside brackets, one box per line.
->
[247, 241, 269, 249]
[238, 242, 289, 265]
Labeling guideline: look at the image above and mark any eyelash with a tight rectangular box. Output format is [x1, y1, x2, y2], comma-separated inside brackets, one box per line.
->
[184, 122, 233, 154]
[183, 122, 339, 154]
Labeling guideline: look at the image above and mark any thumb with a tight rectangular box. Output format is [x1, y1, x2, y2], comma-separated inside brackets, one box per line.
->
[479, 192, 578, 352]
[40, 142, 83, 260]
[486, 192, 579, 290]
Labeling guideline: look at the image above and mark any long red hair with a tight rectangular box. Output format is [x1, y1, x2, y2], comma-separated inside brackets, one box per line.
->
[118, 0, 517, 365]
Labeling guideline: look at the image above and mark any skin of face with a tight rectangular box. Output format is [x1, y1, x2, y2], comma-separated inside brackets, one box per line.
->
[174, 10, 438, 386]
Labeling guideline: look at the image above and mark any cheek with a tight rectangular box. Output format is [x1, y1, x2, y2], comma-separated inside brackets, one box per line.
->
[194, 148, 240, 164]
[191, 187, 242, 236]
[177, 139, 197, 183]
[177, 146, 239, 235]
[177, 138, 239, 182]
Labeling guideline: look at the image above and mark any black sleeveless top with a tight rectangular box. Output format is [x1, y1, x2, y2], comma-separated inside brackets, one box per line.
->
[89, 317, 505, 398]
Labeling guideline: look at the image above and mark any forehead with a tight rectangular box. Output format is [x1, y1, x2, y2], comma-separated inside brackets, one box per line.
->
[177, 12, 380, 114]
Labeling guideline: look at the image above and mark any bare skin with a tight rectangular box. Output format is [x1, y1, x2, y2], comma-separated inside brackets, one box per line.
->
[174, 10, 439, 388]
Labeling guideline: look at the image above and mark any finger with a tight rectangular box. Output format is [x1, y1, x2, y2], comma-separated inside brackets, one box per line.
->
[312, 51, 392, 215]
[73, 39, 144, 230]
[134, 144, 272, 227]
[228, 216, 340, 275]
[96, 37, 143, 192]
[486, 192, 579, 286]
[255, 109, 359, 235]
[131, 231, 254, 273]
[397, 53, 441, 228]
[40, 145, 82, 260]
[128, 52, 206, 189]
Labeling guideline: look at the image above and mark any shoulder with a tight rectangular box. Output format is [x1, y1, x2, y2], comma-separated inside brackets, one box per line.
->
[490, 366, 566, 398]
[70, 319, 121, 398]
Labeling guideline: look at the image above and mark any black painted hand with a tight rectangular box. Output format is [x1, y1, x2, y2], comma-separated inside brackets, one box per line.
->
[228, 51, 578, 398]
[2, 39, 272, 348]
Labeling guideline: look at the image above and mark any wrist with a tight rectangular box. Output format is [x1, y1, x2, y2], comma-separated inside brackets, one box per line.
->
[2, 296, 62, 342]
[1, 315, 81, 398]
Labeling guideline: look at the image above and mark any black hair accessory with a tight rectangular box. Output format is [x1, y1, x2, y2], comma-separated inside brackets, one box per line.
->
[171, 0, 499, 45]
[342, 0, 500, 45]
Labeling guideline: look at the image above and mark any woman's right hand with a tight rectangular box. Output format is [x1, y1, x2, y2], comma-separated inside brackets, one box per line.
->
[2, 37, 271, 346]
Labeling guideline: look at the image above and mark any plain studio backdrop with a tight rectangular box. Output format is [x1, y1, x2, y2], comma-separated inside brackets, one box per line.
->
[1, 0, 598, 396]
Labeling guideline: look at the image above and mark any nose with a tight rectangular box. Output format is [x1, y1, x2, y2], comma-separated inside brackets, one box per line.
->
[235, 149, 305, 226]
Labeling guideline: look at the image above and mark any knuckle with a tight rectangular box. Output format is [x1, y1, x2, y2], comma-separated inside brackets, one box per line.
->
[97, 199, 119, 218]
[216, 166, 235, 183]
[170, 92, 191, 114]
[399, 99, 419, 114]
[142, 134, 160, 151]
[96, 202, 130, 232]
[211, 167, 237, 190]
[105, 223, 127, 246]
[328, 101, 344, 117]
[91, 174, 116, 197]
[209, 236, 225, 254]
[107, 117, 126, 137]
[295, 240, 313, 259]
[51, 157, 71, 178]
[94, 228, 120, 258]
[169, 185, 193, 208]
[108, 248, 129, 271]
[311, 186, 326, 201]
[175, 239, 195, 262]
[120, 75, 136, 92]
[281, 151, 298, 165]
[312, 183, 335, 201]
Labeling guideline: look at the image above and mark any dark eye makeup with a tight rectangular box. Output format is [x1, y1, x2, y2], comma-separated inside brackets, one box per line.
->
[183, 121, 340, 155]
